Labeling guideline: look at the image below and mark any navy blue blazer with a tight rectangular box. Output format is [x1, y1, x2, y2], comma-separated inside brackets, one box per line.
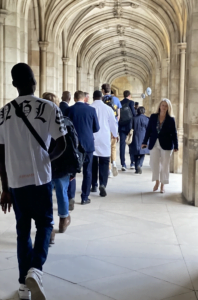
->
[119, 98, 136, 133]
[60, 101, 69, 116]
[143, 113, 178, 150]
[131, 114, 150, 155]
[67, 102, 100, 153]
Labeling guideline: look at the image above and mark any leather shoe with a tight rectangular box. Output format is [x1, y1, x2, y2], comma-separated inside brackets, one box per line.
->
[81, 199, 91, 205]
[91, 186, 97, 192]
[99, 185, 107, 197]
[59, 215, 71, 233]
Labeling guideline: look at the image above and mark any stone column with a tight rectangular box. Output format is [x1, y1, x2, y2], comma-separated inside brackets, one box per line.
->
[161, 57, 169, 98]
[77, 67, 82, 90]
[38, 41, 49, 97]
[62, 57, 69, 91]
[175, 43, 187, 173]
[183, 4, 198, 204]
[0, 9, 8, 107]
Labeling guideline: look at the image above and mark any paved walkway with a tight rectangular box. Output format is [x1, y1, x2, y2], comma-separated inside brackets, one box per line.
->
[1, 155, 198, 300]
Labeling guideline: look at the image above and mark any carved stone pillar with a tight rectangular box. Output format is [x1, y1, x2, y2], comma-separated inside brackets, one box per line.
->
[178, 43, 187, 132]
[38, 41, 49, 97]
[77, 67, 82, 90]
[62, 57, 69, 91]
[0, 9, 8, 107]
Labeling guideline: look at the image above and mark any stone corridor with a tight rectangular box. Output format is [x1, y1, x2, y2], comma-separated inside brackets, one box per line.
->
[1, 155, 198, 300]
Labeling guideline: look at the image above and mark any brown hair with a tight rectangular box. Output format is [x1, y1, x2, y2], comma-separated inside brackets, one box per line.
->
[42, 92, 59, 106]
[124, 90, 131, 98]
[74, 90, 85, 101]
[101, 83, 111, 94]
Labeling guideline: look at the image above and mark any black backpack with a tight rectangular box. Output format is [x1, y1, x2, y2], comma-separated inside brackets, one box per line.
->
[51, 117, 85, 179]
[103, 95, 118, 117]
[119, 100, 133, 126]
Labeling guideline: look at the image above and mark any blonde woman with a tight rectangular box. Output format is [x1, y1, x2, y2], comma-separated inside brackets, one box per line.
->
[42, 92, 59, 106]
[142, 99, 178, 193]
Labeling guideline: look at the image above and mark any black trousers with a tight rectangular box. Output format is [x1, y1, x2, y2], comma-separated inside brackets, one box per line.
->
[92, 156, 110, 188]
[81, 152, 93, 201]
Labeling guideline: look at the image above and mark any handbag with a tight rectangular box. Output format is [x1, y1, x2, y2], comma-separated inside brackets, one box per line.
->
[11, 100, 48, 151]
[125, 129, 134, 145]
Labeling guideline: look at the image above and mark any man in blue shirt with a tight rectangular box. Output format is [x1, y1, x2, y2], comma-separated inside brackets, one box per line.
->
[119, 90, 136, 171]
[102, 84, 122, 178]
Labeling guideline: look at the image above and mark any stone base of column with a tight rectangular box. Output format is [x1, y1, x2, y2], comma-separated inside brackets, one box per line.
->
[170, 128, 183, 174]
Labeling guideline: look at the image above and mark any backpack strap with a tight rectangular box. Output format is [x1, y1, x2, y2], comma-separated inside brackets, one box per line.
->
[11, 100, 47, 152]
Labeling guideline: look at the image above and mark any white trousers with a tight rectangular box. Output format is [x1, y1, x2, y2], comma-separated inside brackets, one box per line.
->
[150, 139, 173, 185]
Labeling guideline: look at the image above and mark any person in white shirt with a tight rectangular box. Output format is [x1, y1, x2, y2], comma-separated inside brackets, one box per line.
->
[90, 90, 118, 197]
[0, 63, 66, 300]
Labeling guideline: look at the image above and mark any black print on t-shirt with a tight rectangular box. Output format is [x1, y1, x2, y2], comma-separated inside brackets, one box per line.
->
[55, 109, 65, 133]
[35, 100, 47, 123]
[19, 100, 32, 117]
[0, 103, 11, 125]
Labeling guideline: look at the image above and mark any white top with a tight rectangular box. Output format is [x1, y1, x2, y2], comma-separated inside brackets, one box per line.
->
[0, 95, 67, 188]
[91, 100, 118, 157]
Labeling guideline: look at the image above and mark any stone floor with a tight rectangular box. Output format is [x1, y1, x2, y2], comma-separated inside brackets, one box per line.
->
[1, 155, 198, 300]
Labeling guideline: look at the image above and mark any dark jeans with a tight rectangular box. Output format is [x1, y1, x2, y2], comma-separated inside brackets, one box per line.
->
[120, 131, 135, 166]
[68, 179, 76, 200]
[134, 154, 145, 171]
[81, 152, 93, 201]
[92, 156, 110, 188]
[129, 144, 135, 166]
[11, 183, 53, 284]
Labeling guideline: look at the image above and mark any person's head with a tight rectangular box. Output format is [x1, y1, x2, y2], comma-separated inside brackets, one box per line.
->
[135, 102, 139, 109]
[11, 63, 36, 95]
[93, 90, 102, 100]
[62, 91, 71, 103]
[123, 90, 131, 99]
[101, 83, 111, 95]
[74, 90, 85, 103]
[137, 106, 145, 115]
[84, 92, 89, 103]
[156, 98, 174, 117]
[42, 92, 59, 106]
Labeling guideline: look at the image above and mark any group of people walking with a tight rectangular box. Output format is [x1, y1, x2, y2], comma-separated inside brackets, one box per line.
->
[0, 63, 178, 300]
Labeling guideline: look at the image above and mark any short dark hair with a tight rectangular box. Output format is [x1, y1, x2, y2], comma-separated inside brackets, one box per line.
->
[135, 102, 139, 106]
[74, 90, 85, 101]
[102, 83, 111, 93]
[137, 106, 145, 115]
[93, 90, 102, 99]
[11, 63, 36, 88]
[124, 90, 131, 98]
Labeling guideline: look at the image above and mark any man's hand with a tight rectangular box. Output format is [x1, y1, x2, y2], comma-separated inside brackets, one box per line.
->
[0, 191, 12, 214]
[174, 149, 179, 152]
[141, 144, 147, 149]
[113, 136, 119, 143]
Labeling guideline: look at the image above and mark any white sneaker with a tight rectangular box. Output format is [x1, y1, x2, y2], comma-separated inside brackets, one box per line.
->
[108, 170, 113, 178]
[122, 166, 127, 171]
[112, 161, 118, 177]
[18, 284, 31, 300]
[25, 268, 46, 300]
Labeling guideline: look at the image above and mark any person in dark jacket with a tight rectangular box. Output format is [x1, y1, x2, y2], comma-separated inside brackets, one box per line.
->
[59, 90, 75, 212]
[119, 90, 136, 171]
[130, 107, 149, 174]
[43, 93, 71, 237]
[59, 91, 71, 116]
[142, 98, 178, 193]
[67, 90, 100, 205]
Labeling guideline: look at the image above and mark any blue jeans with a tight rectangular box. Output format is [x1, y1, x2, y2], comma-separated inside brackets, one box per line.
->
[11, 183, 53, 284]
[52, 175, 70, 218]
[68, 178, 76, 200]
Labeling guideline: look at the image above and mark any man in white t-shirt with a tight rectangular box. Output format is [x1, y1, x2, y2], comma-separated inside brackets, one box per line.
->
[0, 63, 66, 300]
[90, 91, 118, 197]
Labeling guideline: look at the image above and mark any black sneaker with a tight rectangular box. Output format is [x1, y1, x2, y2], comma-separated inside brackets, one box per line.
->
[81, 199, 91, 205]
[69, 199, 75, 211]
[99, 185, 107, 197]
[91, 186, 97, 192]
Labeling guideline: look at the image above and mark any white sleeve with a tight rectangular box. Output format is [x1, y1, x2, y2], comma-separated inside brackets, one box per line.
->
[48, 106, 67, 140]
[109, 109, 118, 138]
